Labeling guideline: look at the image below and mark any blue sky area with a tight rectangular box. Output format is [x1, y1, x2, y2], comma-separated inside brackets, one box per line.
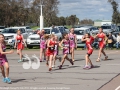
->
[58, 0, 120, 20]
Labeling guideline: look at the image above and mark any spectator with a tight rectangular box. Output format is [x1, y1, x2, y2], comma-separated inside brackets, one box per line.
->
[116, 33, 120, 49]
[107, 33, 114, 49]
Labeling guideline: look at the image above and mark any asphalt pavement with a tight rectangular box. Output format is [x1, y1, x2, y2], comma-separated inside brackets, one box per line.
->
[0, 49, 120, 90]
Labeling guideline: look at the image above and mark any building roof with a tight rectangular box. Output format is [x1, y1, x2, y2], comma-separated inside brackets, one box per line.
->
[94, 20, 111, 22]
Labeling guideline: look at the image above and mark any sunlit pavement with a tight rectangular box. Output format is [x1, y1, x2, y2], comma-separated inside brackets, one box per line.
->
[0, 49, 120, 90]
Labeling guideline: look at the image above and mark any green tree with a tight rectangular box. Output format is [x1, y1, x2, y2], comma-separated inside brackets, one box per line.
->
[108, 0, 120, 24]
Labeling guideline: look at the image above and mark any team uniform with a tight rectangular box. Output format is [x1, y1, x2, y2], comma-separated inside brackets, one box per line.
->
[68, 33, 76, 48]
[16, 35, 24, 50]
[0, 44, 7, 66]
[97, 33, 105, 48]
[63, 39, 70, 54]
[46, 40, 55, 56]
[54, 41, 59, 56]
[40, 35, 46, 49]
[86, 38, 93, 56]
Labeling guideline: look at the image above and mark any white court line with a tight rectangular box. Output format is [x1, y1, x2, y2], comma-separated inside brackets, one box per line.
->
[115, 86, 120, 90]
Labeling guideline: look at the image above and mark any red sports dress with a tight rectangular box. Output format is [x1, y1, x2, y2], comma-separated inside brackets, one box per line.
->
[46, 40, 55, 56]
[97, 33, 105, 48]
[86, 38, 93, 56]
[16, 35, 24, 50]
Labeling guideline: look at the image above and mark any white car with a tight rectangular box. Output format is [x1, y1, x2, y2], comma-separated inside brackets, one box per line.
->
[2, 27, 28, 47]
[27, 27, 62, 49]
[74, 27, 91, 46]
[16, 26, 33, 34]
[0, 26, 5, 32]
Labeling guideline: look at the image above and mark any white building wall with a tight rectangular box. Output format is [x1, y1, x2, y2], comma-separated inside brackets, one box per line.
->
[101, 22, 112, 25]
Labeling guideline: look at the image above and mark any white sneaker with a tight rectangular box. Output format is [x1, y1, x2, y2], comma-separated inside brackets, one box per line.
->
[96, 58, 101, 62]
[52, 65, 55, 68]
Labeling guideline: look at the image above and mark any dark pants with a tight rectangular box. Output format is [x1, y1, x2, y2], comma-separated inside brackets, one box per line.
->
[108, 43, 113, 49]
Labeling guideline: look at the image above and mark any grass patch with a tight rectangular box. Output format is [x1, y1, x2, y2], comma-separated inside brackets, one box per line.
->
[31, 26, 39, 30]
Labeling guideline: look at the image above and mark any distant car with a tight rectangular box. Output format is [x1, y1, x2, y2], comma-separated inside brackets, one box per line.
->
[17, 26, 32, 34]
[26, 27, 62, 49]
[0, 26, 5, 32]
[55, 26, 67, 34]
[101, 24, 117, 35]
[63, 26, 70, 33]
[74, 27, 91, 47]
[113, 26, 120, 37]
[2, 27, 28, 46]
[83, 26, 98, 34]
[73, 25, 83, 28]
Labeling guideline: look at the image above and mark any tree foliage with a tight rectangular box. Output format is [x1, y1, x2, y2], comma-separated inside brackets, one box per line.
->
[0, 0, 81, 27]
[108, 0, 120, 24]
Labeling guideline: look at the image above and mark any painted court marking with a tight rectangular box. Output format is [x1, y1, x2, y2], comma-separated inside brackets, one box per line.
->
[115, 86, 120, 90]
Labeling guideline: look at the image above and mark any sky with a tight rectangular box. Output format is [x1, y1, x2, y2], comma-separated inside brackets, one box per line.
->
[58, 0, 120, 21]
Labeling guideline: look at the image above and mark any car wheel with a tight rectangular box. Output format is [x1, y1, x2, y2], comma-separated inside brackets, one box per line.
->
[27, 45, 33, 49]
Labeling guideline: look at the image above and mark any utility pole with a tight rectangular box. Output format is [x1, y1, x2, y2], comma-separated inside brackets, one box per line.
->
[40, 0, 44, 31]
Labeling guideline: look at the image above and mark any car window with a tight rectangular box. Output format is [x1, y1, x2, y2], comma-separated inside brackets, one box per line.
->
[44, 29, 50, 34]
[59, 28, 65, 33]
[118, 26, 120, 31]
[2, 29, 17, 33]
[74, 30, 84, 35]
[86, 29, 90, 33]
[101, 26, 111, 29]
[20, 28, 25, 33]
[52, 28, 59, 33]
[26, 27, 31, 29]
[64, 27, 68, 29]
[0, 26, 5, 29]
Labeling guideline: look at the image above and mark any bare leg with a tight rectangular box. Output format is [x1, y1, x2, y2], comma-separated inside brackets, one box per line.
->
[88, 56, 93, 66]
[101, 49, 106, 56]
[49, 55, 53, 71]
[40, 48, 43, 61]
[85, 55, 89, 66]
[46, 56, 49, 66]
[65, 55, 74, 65]
[71, 48, 75, 61]
[4, 62, 9, 77]
[17, 49, 19, 55]
[19, 50, 22, 60]
[60, 54, 67, 66]
[52, 54, 56, 67]
[0, 66, 5, 78]
[96, 48, 102, 62]
[43, 49, 46, 60]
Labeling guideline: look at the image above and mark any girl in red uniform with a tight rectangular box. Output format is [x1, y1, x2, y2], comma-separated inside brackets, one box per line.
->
[95, 28, 108, 62]
[14, 30, 27, 62]
[82, 33, 94, 69]
[46, 34, 55, 71]
[59, 33, 74, 69]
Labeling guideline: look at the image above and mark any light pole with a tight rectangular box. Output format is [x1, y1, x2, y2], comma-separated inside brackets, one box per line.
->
[40, 0, 44, 31]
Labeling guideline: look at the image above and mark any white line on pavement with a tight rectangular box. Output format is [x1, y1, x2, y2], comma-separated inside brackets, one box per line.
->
[115, 86, 120, 90]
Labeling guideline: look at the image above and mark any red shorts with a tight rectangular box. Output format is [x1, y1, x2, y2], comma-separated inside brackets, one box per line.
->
[17, 43, 24, 50]
[46, 50, 54, 56]
[99, 42, 105, 49]
[87, 49, 93, 56]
